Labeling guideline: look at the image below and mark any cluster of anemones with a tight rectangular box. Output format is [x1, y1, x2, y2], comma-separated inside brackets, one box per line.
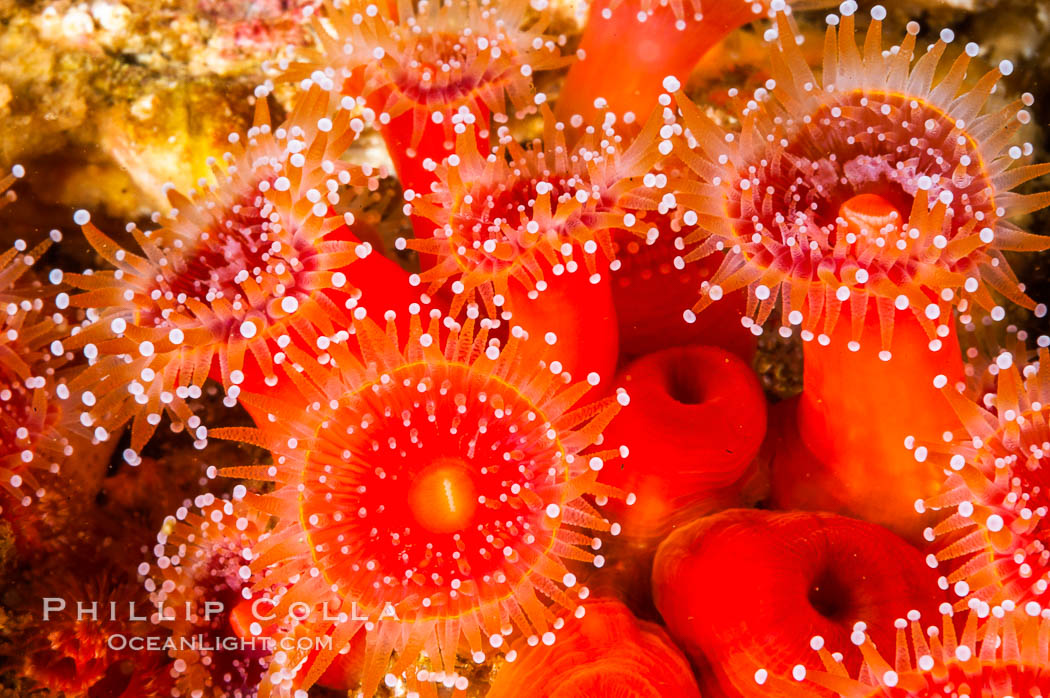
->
[5, 0, 1050, 696]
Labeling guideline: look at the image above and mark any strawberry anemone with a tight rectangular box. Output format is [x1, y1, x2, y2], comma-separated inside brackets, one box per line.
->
[212, 306, 627, 696]
[141, 495, 277, 697]
[24, 552, 174, 697]
[0, 236, 77, 512]
[299, 0, 567, 205]
[404, 110, 663, 379]
[921, 346, 1050, 608]
[651, 509, 944, 698]
[0, 171, 84, 521]
[763, 600, 1050, 697]
[485, 598, 702, 698]
[671, 7, 1050, 540]
[63, 86, 417, 454]
[600, 345, 768, 541]
[148, 497, 368, 696]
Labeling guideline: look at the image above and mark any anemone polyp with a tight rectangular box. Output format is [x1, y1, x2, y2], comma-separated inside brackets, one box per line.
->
[404, 107, 662, 316]
[767, 600, 1050, 697]
[300, 0, 568, 197]
[141, 495, 274, 697]
[922, 346, 1050, 608]
[673, 9, 1050, 348]
[213, 305, 626, 696]
[0, 202, 80, 513]
[62, 85, 390, 453]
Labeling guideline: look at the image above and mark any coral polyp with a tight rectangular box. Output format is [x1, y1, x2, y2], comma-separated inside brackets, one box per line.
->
[767, 601, 1050, 697]
[301, 0, 568, 195]
[922, 346, 1050, 607]
[62, 86, 389, 452]
[213, 306, 626, 695]
[674, 9, 1050, 347]
[142, 495, 273, 697]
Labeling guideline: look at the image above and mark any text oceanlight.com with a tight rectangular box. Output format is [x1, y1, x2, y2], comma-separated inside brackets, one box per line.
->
[106, 634, 334, 653]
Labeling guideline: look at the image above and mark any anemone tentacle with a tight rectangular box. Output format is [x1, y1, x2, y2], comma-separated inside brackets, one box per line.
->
[762, 600, 1050, 697]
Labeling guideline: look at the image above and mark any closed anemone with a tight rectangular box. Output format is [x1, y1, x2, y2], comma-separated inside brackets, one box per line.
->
[485, 598, 702, 698]
[212, 304, 627, 696]
[652, 509, 943, 697]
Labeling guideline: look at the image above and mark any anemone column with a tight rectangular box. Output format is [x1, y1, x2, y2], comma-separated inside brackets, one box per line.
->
[776, 304, 965, 540]
[557, 0, 781, 127]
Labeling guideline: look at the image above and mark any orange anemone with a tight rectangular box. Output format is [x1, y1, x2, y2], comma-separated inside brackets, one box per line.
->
[404, 107, 664, 380]
[295, 0, 568, 204]
[922, 345, 1050, 608]
[63, 85, 416, 454]
[212, 305, 627, 696]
